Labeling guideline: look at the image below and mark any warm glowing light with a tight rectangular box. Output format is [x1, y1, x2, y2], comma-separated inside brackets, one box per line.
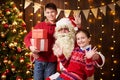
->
[90, 6, 93, 8]
[38, 14, 41, 17]
[100, 78, 103, 80]
[113, 28, 115, 31]
[30, 13, 33, 16]
[112, 55, 114, 57]
[113, 40, 116, 43]
[30, 19, 33, 21]
[101, 2, 105, 6]
[111, 35, 114, 38]
[114, 19, 119, 23]
[64, 2, 68, 5]
[113, 60, 117, 64]
[78, 0, 80, 2]
[98, 44, 101, 48]
[77, 6, 80, 9]
[87, 27, 89, 29]
[88, 19, 92, 23]
[112, 74, 115, 77]
[100, 68, 103, 70]
[98, 16, 102, 19]
[102, 31, 104, 33]
[110, 47, 114, 50]
[111, 0, 114, 2]
[99, 38, 102, 41]
[102, 24, 104, 27]
[101, 72, 104, 75]
[88, 0, 93, 2]
[89, 12, 92, 15]
[100, 9, 103, 12]
[110, 11, 115, 15]
[37, 21, 41, 23]
[111, 68, 114, 71]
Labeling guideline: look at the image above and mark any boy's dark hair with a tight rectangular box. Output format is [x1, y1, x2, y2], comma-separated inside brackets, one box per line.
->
[76, 29, 91, 38]
[45, 3, 57, 11]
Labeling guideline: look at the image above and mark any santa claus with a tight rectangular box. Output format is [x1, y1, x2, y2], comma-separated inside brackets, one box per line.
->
[53, 18, 76, 60]
[47, 17, 105, 80]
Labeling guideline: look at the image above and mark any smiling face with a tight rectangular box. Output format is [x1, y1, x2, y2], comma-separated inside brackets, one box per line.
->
[76, 31, 91, 48]
[45, 8, 57, 23]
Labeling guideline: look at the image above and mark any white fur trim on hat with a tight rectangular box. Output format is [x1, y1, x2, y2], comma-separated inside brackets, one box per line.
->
[56, 18, 75, 32]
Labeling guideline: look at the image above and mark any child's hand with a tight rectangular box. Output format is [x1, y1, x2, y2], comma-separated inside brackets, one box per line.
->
[53, 44, 63, 56]
[85, 46, 97, 59]
[29, 46, 39, 53]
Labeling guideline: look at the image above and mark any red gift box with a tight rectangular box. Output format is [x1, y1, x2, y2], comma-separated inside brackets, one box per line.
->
[32, 29, 47, 38]
[30, 38, 48, 51]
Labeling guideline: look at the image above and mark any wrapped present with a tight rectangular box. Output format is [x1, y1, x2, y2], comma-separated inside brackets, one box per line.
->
[30, 38, 48, 51]
[32, 29, 47, 38]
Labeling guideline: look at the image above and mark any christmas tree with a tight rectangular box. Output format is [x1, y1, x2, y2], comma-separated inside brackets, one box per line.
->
[0, 1, 33, 80]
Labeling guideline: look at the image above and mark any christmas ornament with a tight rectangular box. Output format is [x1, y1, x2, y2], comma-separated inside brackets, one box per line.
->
[12, 21, 17, 26]
[1, 73, 6, 79]
[26, 62, 32, 69]
[17, 47, 22, 52]
[1, 42, 5, 47]
[1, 21, 6, 25]
[6, 9, 11, 15]
[3, 23, 9, 28]
[16, 76, 22, 80]
[11, 65, 16, 72]
[8, 60, 12, 64]
[3, 57, 8, 64]
[9, 43, 14, 48]
[12, 28, 17, 33]
[21, 21, 26, 27]
[10, 2, 14, 6]
[20, 57, 24, 63]
[26, 70, 30, 74]
[1, 32, 5, 38]
[5, 69, 10, 74]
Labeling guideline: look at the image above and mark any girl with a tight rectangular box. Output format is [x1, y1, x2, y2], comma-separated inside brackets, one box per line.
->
[47, 29, 105, 80]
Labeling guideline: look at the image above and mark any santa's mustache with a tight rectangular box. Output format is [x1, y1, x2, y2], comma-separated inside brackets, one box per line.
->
[54, 32, 75, 39]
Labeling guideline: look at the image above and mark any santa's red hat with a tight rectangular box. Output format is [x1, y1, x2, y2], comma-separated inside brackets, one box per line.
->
[55, 17, 78, 33]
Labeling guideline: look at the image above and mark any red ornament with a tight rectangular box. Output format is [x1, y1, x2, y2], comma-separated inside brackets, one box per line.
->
[20, 57, 24, 63]
[16, 76, 22, 80]
[2, 42, 5, 47]
[3, 57, 8, 64]
[1, 73, 6, 79]
[17, 47, 22, 52]
[11, 65, 16, 72]
[3, 23, 9, 28]
[6, 9, 11, 15]
[5, 69, 10, 74]
[21, 22, 26, 27]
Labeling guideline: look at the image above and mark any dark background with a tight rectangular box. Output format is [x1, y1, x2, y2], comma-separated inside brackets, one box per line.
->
[1, 0, 120, 80]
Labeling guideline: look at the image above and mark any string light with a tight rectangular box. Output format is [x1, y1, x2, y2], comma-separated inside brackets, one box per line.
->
[110, 46, 114, 50]
[113, 60, 117, 64]
[101, 2, 105, 6]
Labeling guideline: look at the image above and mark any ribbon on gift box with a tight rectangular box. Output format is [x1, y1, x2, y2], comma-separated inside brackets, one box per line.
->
[30, 38, 48, 51]
[32, 29, 47, 38]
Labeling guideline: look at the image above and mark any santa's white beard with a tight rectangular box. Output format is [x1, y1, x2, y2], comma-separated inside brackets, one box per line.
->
[53, 32, 75, 59]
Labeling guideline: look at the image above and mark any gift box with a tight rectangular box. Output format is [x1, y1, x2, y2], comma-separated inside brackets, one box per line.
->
[30, 38, 48, 51]
[32, 29, 47, 38]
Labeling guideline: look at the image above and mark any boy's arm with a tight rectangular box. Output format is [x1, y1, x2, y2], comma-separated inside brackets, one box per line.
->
[24, 31, 32, 48]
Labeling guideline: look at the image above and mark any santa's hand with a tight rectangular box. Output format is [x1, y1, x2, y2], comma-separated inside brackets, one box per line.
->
[85, 46, 97, 59]
[53, 44, 63, 56]
[29, 46, 39, 53]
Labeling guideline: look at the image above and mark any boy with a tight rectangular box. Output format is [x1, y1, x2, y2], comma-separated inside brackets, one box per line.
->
[24, 3, 58, 80]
